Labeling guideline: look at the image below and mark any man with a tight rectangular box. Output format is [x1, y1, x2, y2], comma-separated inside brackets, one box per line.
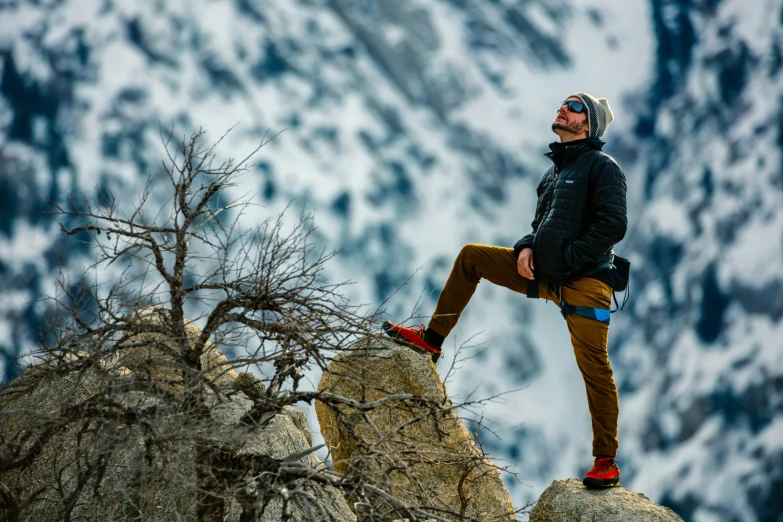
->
[383, 93, 627, 488]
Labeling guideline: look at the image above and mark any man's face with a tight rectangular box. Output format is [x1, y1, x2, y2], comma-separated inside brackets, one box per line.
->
[552, 96, 589, 137]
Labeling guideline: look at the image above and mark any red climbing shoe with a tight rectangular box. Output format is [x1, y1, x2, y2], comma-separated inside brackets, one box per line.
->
[583, 457, 621, 488]
[382, 321, 442, 363]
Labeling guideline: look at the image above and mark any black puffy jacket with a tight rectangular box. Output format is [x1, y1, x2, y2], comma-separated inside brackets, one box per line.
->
[513, 138, 627, 285]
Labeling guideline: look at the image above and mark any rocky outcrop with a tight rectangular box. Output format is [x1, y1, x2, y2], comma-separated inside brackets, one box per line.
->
[0, 309, 355, 522]
[315, 336, 516, 520]
[529, 479, 684, 522]
[120, 305, 239, 387]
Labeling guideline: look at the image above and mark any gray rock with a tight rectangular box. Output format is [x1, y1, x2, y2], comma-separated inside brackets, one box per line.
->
[529, 479, 684, 522]
[316, 336, 516, 520]
[0, 336, 355, 521]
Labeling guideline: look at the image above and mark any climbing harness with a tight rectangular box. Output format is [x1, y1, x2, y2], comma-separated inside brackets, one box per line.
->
[554, 254, 631, 325]
[552, 283, 613, 324]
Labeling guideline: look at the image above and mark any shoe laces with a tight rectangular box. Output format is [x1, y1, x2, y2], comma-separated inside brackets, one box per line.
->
[408, 324, 426, 338]
[592, 457, 617, 473]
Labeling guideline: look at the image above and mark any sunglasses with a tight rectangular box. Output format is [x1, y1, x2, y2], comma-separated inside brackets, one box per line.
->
[559, 100, 586, 113]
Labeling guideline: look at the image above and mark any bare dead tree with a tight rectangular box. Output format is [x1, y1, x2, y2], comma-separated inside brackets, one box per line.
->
[0, 128, 530, 522]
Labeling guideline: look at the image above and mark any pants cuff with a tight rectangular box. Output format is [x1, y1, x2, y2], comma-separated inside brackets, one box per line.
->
[592, 446, 617, 458]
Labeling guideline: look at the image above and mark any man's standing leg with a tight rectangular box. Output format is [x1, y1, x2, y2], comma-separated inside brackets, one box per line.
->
[557, 278, 621, 486]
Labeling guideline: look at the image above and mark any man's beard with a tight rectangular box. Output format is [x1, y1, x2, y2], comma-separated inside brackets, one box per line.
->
[552, 119, 588, 136]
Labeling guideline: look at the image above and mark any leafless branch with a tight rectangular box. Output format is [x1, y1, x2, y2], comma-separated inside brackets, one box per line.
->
[0, 128, 528, 522]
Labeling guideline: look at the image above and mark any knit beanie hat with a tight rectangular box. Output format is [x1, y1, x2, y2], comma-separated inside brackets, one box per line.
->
[573, 93, 614, 138]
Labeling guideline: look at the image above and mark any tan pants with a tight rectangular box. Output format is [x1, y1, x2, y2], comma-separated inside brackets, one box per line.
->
[429, 244, 619, 457]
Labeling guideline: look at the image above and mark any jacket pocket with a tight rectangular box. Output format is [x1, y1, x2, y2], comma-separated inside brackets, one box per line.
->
[562, 239, 578, 271]
[561, 243, 571, 270]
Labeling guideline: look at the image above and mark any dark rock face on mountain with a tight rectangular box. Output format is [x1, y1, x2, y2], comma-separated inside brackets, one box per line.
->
[529, 479, 683, 522]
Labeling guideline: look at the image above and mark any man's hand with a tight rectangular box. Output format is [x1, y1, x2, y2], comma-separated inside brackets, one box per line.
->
[517, 247, 535, 280]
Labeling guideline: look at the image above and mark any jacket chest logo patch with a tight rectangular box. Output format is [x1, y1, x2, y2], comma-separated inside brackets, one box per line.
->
[565, 179, 575, 183]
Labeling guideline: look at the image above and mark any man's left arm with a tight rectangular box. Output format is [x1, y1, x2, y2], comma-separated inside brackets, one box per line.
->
[563, 159, 628, 271]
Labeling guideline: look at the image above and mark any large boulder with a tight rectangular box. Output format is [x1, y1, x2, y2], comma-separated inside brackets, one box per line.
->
[529, 479, 684, 522]
[315, 336, 516, 520]
[0, 310, 355, 522]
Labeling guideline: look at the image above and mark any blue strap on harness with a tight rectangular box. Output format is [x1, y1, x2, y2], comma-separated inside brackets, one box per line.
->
[560, 301, 611, 324]
[552, 284, 612, 324]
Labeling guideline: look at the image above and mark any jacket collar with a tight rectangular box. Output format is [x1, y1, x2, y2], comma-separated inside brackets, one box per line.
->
[545, 137, 605, 168]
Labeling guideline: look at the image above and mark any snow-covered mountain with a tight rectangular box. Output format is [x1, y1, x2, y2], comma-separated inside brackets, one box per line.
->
[610, 2, 783, 520]
[0, 0, 779, 519]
